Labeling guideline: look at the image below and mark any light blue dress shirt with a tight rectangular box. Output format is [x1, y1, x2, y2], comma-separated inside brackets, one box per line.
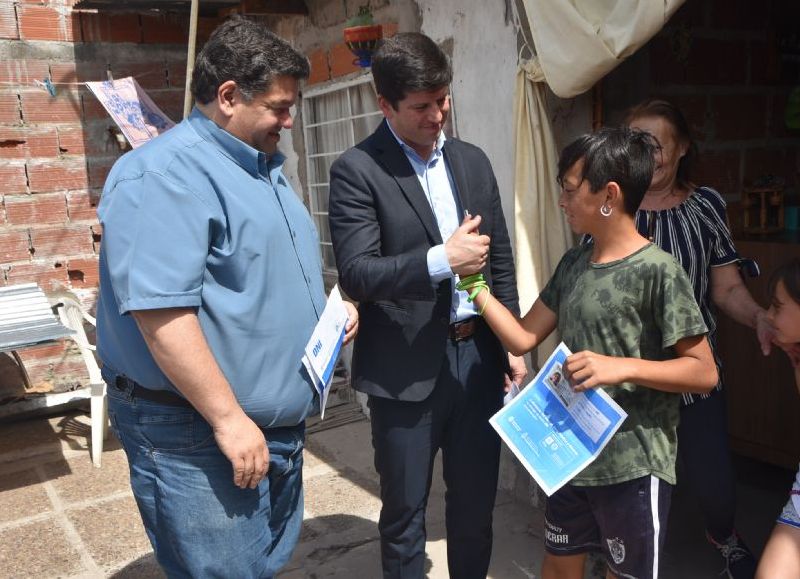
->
[97, 108, 327, 428]
[386, 122, 475, 322]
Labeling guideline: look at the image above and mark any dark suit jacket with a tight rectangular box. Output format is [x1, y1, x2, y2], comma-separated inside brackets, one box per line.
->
[328, 121, 519, 401]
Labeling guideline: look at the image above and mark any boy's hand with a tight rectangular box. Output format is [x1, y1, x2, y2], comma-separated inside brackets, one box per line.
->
[564, 350, 626, 392]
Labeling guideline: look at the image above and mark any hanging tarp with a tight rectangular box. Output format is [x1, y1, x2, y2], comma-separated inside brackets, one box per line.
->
[522, 0, 685, 98]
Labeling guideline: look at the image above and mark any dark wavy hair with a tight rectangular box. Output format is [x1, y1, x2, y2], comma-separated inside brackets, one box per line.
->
[557, 126, 657, 216]
[191, 16, 309, 104]
[624, 99, 698, 189]
[371, 33, 452, 109]
[768, 259, 800, 307]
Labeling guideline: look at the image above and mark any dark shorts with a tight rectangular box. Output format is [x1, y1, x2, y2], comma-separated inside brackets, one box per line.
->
[545, 475, 673, 579]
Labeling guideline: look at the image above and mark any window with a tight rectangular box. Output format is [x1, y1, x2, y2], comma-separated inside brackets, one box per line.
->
[302, 75, 383, 272]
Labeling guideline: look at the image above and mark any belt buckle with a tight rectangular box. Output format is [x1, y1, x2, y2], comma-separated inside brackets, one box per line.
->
[450, 318, 476, 342]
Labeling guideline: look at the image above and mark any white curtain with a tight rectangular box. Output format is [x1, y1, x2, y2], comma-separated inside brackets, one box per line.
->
[513, 58, 573, 367]
[521, 0, 685, 98]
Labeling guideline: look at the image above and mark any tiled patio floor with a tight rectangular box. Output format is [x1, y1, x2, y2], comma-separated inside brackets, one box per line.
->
[0, 406, 793, 578]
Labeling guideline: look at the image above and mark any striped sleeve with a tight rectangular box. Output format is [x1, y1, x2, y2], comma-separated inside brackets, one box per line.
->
[697, 187, 740, 267]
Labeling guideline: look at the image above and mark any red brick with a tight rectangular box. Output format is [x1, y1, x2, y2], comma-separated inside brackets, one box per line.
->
[18, 5, 63, 41]
[67, 189, 100, 222]
[0, 59, 49, 85]
[109, 13, 141, 43]
[0, 230, 31, 263]
[4, 260, 70, 288]
[81, 89, 109, 121]
[711, 94, 767, 140]
[12, 341, 66, 362]
[21, 90, 82, 123]
[769, 91, 798, 139]
[668, 0, 708, 28]
[56, 126, 85, 156]
[710, 0, 768, 31]
[0, 94, 21, 124]
[87, 156, 117, 189]
[141, 14, 188, 44]
[66, 257, 99, 288]
[694, 149, 741, 196]
[651, 36, 747, 87]
[27, 159, 89, 193]
[743, 148, 798, 185]
[0, 126, 60, 159]
[749, 39, 780, 86]
[30, 225, 94, 258]
[0, 162, 28, 194]
[307, 49, 330, 86]
[329, 43, 361, 78]
[196, 16, 224, 44]
[79, 12, 111, 43]
[0, 2, 19, 40]
[149, 89, 185, 123]
[5, 193, 67, 225]
[167, 60, 188, 90]
[111, 62, 168, 90]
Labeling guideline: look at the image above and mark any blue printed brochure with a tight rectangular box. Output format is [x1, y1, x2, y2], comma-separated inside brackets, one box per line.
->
[490, 342, 627, 496]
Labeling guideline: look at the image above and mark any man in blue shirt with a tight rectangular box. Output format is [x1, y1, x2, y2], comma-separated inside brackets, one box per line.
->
[97, 17, 357, 578]
[328, 33, 526, 579]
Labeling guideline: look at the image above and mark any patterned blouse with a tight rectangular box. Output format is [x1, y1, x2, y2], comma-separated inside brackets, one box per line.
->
[635, 186, 739, 405]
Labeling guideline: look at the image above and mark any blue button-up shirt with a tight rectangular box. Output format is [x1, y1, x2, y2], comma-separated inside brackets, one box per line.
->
[97, 108, 327, 428]
[386, 122, 475, 322]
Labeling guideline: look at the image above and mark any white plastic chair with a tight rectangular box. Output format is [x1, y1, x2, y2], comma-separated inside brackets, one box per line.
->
[53, 295, 108, 468]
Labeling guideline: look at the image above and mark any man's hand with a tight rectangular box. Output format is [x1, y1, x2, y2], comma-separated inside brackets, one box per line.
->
[213, 411, 269, 489]
[505, 353, 528, 392]
[446, 214, 490, 276]
[343, 301, 359, 346]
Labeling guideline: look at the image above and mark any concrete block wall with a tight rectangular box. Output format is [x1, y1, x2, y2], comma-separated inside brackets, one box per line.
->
[0, 0, 221, 393]
[602, 0, 800, 209]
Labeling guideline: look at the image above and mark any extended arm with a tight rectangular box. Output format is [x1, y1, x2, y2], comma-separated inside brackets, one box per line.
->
[132, 308, 268, 489]
[475, 291, 558, 357]
[564, 334, 718, 394]
[711, 263, 773, 355]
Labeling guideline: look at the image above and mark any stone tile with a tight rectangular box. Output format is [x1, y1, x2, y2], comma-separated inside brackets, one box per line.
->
[0, 467, 52, 524]
[111, 553, 165, 578]
[304, 471, 382, 526]
[66, 495, 152, 570]
[0, 518, 84, 577]
[43, 447, 131, 505]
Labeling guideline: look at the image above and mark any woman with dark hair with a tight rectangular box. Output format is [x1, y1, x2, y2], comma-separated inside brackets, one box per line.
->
[625, 99, 772, 578]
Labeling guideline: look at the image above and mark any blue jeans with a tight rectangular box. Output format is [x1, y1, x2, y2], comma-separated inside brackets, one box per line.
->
[107, 380, 305, 579]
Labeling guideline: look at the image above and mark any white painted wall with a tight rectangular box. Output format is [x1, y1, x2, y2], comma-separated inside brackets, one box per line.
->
[417, 0, 519, 240]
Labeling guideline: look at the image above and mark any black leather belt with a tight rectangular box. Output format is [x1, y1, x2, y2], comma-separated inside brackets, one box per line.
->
[114, 376, 192, 408]
[449, 317, 478, 341]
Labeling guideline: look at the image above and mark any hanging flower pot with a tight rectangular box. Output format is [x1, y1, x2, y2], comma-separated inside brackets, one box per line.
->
[343, 6, 383, 68]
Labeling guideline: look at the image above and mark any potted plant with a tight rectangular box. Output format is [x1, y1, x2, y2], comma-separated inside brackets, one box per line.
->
[343, 5, 383, 68]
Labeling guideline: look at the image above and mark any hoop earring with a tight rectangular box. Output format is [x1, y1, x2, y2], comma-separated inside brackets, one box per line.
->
[600, 204, 613, 217]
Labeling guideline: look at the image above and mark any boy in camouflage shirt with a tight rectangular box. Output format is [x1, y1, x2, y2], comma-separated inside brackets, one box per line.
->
[465, 127, 718, 579]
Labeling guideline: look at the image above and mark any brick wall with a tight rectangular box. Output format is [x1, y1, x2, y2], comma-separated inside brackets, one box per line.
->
[602, 0, 800, 212]
[0, 0, 220, 393]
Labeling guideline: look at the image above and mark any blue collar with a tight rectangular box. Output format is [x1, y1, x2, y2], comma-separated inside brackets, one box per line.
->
[187, 107, 285, 178]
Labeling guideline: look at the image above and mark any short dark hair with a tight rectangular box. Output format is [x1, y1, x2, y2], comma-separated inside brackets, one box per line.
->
[625, 99, 697, 189]
[557, 127, 657, 215]
[768, 259, 800, 307]
[371, 32, 452, 109]
[191, 16, 309, 104]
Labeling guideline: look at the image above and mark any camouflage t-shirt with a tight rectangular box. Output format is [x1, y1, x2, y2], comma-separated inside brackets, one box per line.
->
[539, 242, 707, 486]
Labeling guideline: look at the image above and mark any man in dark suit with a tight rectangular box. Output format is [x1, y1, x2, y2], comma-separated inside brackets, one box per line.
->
[328, 33, 526, 579]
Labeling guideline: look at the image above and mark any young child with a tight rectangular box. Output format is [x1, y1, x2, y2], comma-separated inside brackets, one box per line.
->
[756, 259, 800, 579]
[460, 127, 718, 579]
